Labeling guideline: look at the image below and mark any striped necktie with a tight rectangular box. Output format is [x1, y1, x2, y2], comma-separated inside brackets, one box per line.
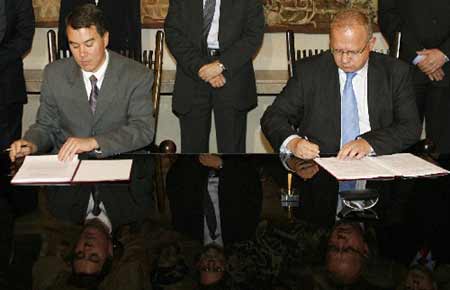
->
[89, 75, 99, 113]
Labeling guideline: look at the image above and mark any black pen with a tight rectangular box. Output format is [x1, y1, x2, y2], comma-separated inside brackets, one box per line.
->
[3, 145, 29, 152]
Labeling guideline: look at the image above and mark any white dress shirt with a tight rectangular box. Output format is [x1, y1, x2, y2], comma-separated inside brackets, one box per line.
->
[82, 50, 109, 100]
[203, 175, 224, 247]
[280, 61, 372, 153]
[203, 0, 221, 49]
[85, 193, 113, 234]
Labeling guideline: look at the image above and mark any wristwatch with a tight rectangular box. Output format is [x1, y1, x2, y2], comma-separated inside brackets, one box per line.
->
[217, 62, 226, 72]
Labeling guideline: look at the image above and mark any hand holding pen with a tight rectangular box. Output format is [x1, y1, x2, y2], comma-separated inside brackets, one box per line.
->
[7, 140, 37, 162]
[287, 136, 320, 160]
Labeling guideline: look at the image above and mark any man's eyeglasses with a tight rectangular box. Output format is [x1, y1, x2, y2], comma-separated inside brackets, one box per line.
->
[327, 245, 367, 258]
[330, 40, 370, 57]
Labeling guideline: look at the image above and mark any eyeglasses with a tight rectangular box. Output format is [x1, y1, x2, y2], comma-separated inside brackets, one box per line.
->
[327, 245, 367, 258]
[330, 40, 370, 57]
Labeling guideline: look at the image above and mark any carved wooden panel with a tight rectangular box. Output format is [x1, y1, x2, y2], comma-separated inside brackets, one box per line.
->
[32, 0, 377, 32]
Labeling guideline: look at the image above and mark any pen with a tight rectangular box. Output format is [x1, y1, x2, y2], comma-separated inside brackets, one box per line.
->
[302, 135, 320, 158]
[3, 145, 29, 152]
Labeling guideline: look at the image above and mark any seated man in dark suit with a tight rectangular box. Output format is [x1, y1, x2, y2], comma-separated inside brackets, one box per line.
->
[8, 3, 154, 162]
[261, 8, 421, 160]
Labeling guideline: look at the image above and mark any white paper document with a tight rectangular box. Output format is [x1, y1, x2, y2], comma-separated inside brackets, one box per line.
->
[72, 159, 132, 182]
[11, 155, 133, 185]
[315, 153, 449, 180]
[11, 155, 79, 184]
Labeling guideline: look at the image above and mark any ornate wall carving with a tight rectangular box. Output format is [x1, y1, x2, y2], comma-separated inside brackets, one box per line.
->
[32, 0, 377, 32]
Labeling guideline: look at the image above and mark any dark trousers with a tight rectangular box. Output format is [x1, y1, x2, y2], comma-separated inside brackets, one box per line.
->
[178, 86, 247, 153]
[0, 104, 23, 151]
[415, 82, 450, 154]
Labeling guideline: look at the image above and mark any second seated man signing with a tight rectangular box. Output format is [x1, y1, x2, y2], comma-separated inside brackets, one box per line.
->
[9, 4, 154, 162]
[261, 8, 421, 160]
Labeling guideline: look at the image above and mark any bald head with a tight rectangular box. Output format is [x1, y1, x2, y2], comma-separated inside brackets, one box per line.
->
[330, 8, 373, 40]
[329, 9, 376, 72]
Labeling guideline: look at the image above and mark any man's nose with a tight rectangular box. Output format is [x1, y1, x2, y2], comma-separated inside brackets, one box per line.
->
[79, 46, 87, 57]
[340, 52, 352, 63]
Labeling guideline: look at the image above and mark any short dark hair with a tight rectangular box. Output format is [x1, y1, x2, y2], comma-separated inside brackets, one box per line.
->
[65, 3, 108, 36]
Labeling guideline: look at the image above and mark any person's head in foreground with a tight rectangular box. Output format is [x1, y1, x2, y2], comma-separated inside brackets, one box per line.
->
[196, 244, 227, 287]
[397, 265, 437, 290]
[69, 218, 113, 288]
[326, 221, 369, 285]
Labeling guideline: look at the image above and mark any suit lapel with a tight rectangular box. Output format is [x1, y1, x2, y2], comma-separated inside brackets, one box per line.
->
[67, 59, 94, 124]
[93, 51, 119, 124]
[367, 54, 379, 129]
[218, 0, 233, 46]
[328, 54, 341, 149]
[190, 0, 204, 45]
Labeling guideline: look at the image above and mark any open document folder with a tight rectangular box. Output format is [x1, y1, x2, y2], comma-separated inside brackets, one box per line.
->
[11, 155, 133, 185]
[315, 153, 449, 180]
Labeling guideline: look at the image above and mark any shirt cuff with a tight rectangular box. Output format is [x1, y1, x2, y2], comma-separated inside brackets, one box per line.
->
[280, 135, 302, 154]
[412, 54, 425, 65]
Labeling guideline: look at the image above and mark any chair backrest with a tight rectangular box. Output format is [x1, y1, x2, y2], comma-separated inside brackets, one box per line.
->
[286, 30, 296, 78]
[388, 31, 401, 59]
[285, 30, 327, 78]
[151, 30, 164, 143]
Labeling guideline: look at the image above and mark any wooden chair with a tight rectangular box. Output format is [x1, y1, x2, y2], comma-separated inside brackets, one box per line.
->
[285, 30, 402, 78]
[46, 29, 175, 153]
[286, 30, 327, 78]
[388, 31, 401, 59]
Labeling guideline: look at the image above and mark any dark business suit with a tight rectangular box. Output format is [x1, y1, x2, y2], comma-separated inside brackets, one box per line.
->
[58, 0, 141, 54]
[166, 155, 262, 246]
[164, 0, 265, 153]
[23, 50, 154, 157]
[378, 0, 450, 153]
[45, 155, 155, 231]
[261, 51, 421, 155]
[0, 0, 34, 150]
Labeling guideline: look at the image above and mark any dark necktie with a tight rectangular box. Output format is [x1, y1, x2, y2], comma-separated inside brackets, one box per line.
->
[340, 72, 359, 192]
[92, 186, 101, 216]
[202, 0, 216, 41]
[89, 75, 99, 113]
[204, 170, 219, 240]
[0, 0, 6, 43]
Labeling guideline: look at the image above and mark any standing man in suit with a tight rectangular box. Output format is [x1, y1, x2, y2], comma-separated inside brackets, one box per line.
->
[166, 155, 262, 247]
[8, 4, 154, 161]
[0, 0, 35, 151]
[164, 0, 265, 153]
[378, 0, 450, 154]
[261, 8, 421, 160]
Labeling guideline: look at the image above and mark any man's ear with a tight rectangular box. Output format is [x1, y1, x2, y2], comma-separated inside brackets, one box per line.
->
[103, 31, 109, 48]
[368, 36, 376, 51]
[108, 239, 113, 256]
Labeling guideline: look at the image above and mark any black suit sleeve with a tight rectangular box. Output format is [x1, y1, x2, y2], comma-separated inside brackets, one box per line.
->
[0, 0, 35, 71]
[164, 0, 210, 81]
[219, 0, 265, 80]
[261, 71, 305, 151]
[378, 0, 425, 63]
